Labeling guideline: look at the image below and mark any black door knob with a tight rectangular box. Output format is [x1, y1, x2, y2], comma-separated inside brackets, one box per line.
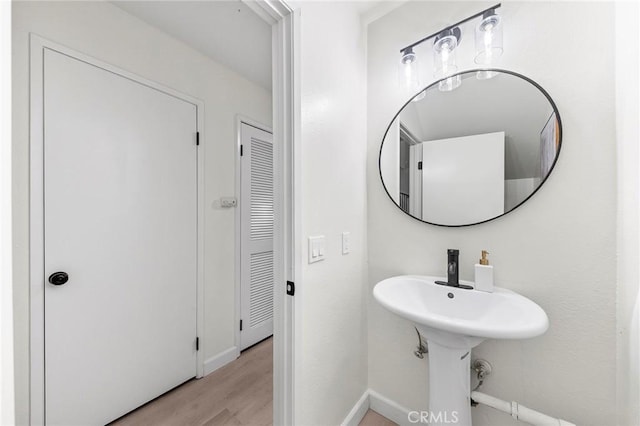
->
[48, 272, 69, 286]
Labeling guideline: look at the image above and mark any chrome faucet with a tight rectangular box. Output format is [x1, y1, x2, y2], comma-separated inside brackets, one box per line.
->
[435, 249, 473, 290]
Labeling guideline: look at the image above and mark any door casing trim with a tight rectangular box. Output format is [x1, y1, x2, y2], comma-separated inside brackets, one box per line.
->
[243, 2, 298, 424]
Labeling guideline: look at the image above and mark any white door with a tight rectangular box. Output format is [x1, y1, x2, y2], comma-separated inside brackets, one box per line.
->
[44, 49, 198, 425]
[421, 132, 505, 225]
[240, 122, 274, 350]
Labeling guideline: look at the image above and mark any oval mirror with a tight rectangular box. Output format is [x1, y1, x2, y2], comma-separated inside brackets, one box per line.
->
[379, 69, 562, 226]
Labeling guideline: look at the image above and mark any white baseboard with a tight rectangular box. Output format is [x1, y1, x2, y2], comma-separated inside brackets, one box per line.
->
[369, 390, 413, 426]
[203, 346, 239, 376]
[341, 390, 370, 426]
[341, 389, 413, 426]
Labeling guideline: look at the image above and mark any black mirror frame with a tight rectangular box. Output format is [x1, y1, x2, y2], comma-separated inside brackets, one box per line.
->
[378, 68, 563, 227]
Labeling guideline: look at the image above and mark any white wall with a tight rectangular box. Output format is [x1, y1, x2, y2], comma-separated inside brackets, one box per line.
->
[292, 2, 369, 424]
[12, 2, 271, 423]
[615, 1, 640, 425]
[367, 2, 617, 425]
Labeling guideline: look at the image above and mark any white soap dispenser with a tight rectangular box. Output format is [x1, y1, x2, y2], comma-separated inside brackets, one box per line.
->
[475, 250, 494, 292]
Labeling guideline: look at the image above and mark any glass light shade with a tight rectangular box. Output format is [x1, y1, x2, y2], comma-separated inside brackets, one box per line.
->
[399, 49, 419, 90]
[433, 31, 461, 92]
[399, 48, 425, 101]
[433, 34, 458, 79]
[475, 13, 503, 65]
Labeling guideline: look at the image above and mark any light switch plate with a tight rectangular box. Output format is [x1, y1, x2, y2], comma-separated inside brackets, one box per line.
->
[342, 232, 351, 255]
[308, 236, 326, 264]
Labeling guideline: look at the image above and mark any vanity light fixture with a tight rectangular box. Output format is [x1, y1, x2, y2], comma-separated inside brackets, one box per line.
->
[398, 3, 502, 92]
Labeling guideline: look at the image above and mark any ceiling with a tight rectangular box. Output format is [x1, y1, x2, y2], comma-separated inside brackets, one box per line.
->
[112, 0, 404, 92]
[113, 0, 272, 90]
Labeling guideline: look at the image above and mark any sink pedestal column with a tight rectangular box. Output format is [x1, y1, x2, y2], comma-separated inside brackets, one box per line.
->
[427, 340, 472, 426]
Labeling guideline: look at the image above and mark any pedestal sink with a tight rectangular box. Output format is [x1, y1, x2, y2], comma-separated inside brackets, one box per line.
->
[373, 276, 548, 426]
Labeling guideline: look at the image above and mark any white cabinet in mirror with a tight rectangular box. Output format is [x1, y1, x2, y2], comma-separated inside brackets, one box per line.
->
[379, 69, 562, 227]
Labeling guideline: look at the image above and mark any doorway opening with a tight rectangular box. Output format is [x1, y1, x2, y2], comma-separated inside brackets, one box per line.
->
[27, 1, 296, 424]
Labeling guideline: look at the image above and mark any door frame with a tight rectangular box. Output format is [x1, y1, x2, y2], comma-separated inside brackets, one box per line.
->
[242, 2, 299, 424]
[235, 115, 273, 356]
[29, 35, 207, 425]
[0, 2, 14, 425]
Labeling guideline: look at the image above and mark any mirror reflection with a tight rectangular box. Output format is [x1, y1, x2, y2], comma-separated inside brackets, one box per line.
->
[380, 69, 561, 226]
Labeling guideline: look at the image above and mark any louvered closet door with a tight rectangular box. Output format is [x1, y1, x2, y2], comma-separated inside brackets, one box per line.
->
[240, 122, 274, 350]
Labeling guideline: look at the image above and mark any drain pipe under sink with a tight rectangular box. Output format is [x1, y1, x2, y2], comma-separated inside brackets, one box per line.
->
[470, 391, 575, 426]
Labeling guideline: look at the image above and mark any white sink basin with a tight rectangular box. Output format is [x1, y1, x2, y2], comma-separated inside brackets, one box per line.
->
[373, 275, 548, 347]
[373, 275, 549, 426]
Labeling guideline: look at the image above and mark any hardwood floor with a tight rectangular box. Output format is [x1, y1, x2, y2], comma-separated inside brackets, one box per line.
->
[109, 337, 398, 426]
[111, 338, 273, 426]
[358, 410, 398, 426]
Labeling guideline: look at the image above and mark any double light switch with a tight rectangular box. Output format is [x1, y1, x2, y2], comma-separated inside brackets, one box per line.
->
[308, 236, 325, 264]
